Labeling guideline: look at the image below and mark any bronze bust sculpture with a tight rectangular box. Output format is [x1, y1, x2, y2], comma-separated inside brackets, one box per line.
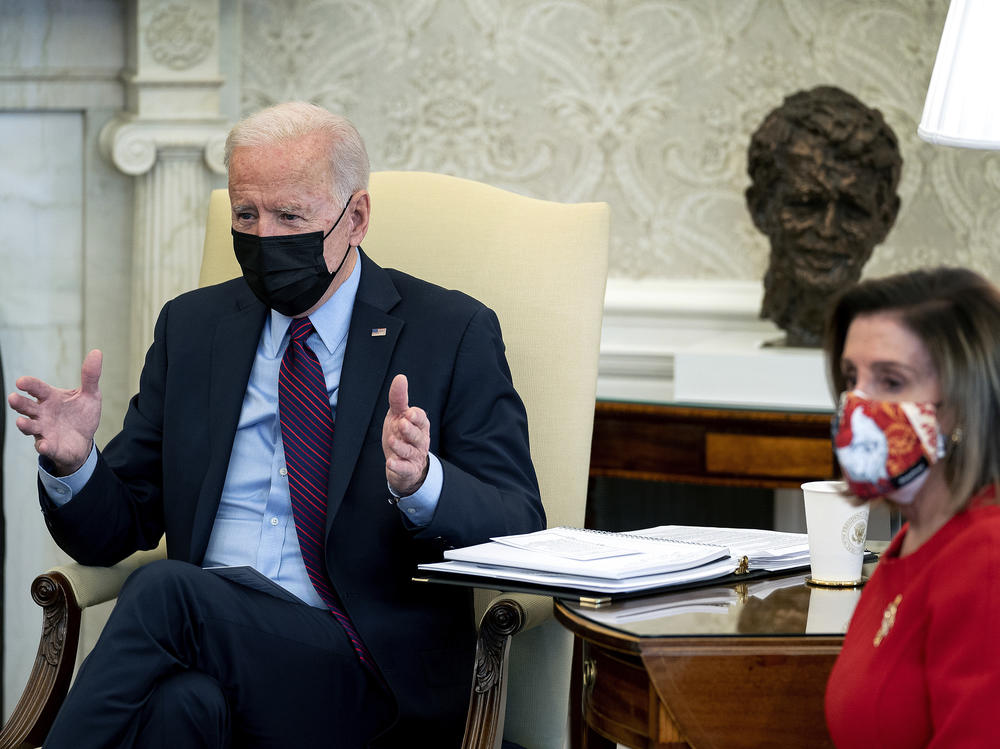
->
[746, 86, 902, 347]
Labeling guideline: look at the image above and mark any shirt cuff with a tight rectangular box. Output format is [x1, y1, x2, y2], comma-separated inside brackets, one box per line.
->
[392, 453, 443, 527]
[39, 444, 98, 507]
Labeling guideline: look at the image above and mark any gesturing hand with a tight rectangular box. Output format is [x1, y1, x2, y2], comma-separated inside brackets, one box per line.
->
[7, 349, 104, 476]
[382, 374, 430, 497]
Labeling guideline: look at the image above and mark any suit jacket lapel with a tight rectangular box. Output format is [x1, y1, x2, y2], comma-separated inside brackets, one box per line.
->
[327, 249, 402, 528]
[190, 283, 267, 561]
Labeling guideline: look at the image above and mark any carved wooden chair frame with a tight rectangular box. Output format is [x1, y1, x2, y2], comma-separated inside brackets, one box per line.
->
[0, 564, 544, 749]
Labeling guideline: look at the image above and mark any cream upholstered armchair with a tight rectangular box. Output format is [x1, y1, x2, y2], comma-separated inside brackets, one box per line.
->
[0, 172, 609, 749]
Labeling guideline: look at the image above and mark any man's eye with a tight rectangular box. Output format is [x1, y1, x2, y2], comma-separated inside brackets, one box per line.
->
[236, 212, 255, 221]
[280, 213, 301, 222]
[784, 194, 823, 209]
[840, 200, 870, 220]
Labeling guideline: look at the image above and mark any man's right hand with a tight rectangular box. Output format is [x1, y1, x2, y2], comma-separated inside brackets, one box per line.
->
[7, 349, 103, 476]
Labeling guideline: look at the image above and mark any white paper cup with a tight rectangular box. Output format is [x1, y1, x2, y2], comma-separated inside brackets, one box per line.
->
[805, 586, 862, 633]
[802, 480, 869, 587]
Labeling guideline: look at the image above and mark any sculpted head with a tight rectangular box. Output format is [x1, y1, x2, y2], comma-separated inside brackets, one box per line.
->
[746, 86, 902, 347]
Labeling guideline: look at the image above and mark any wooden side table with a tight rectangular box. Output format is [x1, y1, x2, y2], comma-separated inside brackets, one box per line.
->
[555, 570, 864, 748]
[590, 400, 835, 489]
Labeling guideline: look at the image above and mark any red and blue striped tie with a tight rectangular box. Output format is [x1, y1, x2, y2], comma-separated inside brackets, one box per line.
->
[279, 317, 374, 672]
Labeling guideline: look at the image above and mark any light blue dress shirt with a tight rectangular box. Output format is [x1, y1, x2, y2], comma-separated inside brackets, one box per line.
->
[41, 250, 443, 608]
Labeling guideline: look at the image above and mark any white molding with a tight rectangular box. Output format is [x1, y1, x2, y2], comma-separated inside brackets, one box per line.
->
[603, 277, 766, 321]
[99, 115, 228, 175]
[597, 277, 784, 403]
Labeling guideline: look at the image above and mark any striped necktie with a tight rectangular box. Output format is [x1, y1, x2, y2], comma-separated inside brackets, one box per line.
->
[278, 317, 374, 671]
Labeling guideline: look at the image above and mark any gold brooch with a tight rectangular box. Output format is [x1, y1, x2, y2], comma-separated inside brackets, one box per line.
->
[873, 594, 903, 647]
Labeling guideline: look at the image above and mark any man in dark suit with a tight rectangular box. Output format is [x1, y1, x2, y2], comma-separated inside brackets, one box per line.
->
[7, 102, 544, 747]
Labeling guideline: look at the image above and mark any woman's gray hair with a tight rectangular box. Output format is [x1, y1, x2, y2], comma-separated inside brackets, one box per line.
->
[224, 101, 369, 206]
[824, 267, 1000, 509]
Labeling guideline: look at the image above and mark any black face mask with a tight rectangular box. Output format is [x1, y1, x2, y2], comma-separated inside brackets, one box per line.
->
[232, 198, 352, 317]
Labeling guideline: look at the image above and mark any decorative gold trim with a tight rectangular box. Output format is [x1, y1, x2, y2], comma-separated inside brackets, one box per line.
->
[734, 582, 749, 604]
[582, 657, 597, 690]
[806, 576, 866, 589]
[578, 596, 613, 609]
[873, 594, 903, 647]
[734, 555, 750, 575]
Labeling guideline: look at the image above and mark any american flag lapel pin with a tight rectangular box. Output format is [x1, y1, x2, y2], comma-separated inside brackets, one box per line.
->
[371, 327, 387, 337]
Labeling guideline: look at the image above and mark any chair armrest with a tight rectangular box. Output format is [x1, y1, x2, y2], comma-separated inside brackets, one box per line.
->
[484, 591, 553, 633]
[462, 592, 554, 749]
[0, 542, 167, 749]
[48, 541, 168, 608]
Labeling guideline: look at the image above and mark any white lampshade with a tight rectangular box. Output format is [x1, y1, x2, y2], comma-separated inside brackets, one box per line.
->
[918, 0, 1000, 149]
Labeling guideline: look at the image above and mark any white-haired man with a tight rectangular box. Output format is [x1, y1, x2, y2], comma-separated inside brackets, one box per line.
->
[9, 102, 544, 747]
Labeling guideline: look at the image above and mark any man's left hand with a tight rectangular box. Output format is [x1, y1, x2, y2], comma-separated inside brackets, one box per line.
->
[382, 374, 430, 497]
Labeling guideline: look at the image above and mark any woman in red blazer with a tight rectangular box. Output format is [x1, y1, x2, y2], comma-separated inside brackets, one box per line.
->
[824, 267, 1000, 748]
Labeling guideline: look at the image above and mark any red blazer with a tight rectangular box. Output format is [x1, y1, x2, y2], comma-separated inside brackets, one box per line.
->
[826, 490, 1000, 748]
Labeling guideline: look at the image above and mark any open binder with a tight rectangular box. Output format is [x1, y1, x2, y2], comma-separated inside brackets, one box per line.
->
[416, 525, 830, 607]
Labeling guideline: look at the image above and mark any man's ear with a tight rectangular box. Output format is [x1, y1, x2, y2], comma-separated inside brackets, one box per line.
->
[873, 194, 901, 245]
[746, 184, 773, 234]
[348, 190, 371, 247]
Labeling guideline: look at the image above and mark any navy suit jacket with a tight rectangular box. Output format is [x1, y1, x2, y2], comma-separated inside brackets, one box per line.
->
[42, 249, 544, 739]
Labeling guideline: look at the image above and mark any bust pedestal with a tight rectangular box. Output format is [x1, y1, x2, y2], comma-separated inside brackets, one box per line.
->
[673, 334, 832, 411]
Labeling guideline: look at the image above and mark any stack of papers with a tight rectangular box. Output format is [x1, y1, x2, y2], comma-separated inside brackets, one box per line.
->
[446, 527, 730, 578]
[418, 525, 812, 595]
[638, 525, 811, 571]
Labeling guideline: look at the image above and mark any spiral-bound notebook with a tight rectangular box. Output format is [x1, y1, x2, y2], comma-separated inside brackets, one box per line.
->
[444, 527, 729, 579]
[417, 525, 814, 599]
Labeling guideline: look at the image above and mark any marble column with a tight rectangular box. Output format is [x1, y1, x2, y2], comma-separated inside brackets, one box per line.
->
[100, 0, 229, 388]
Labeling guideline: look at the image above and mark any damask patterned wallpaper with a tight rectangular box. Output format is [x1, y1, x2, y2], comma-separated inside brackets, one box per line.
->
[240, 0, 1000, 282]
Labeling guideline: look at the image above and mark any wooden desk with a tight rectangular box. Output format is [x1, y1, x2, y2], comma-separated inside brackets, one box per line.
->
[590, 401, 834, 489]
[554, 572, 866, 748]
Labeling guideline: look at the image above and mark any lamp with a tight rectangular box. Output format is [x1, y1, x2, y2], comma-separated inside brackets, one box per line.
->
[918, 0, 1000, 149]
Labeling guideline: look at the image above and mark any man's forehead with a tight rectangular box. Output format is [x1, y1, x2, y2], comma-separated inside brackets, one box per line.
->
[229, 138, 332, 183]
[229, 167, 332, 208]
[228, 182, 332, 212]
[781, 153, 880, 200]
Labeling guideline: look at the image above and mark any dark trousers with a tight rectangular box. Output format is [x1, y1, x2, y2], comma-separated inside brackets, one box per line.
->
[44, 560, 393, 748]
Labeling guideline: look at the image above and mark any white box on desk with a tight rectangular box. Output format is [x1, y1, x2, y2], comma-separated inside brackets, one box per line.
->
[673, 340, 833, 411]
